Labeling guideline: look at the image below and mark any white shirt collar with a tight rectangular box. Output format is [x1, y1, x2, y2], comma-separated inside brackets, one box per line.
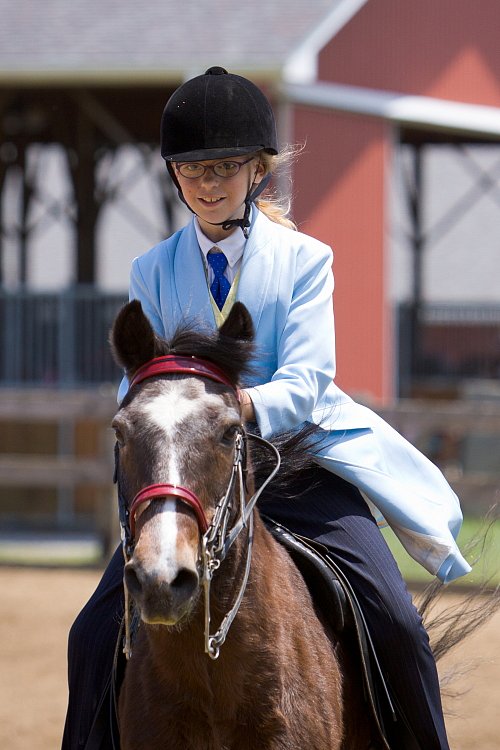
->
[194, 211, 249, 269]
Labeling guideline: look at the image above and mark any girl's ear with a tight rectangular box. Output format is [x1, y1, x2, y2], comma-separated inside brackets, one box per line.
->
[253, 157, 267, 185]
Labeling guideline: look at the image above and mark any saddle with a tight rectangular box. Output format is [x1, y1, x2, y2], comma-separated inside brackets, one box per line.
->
[263, 516, 421, 750]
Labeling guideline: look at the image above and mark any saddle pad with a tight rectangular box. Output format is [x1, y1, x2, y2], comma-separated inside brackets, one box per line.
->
[262, 515, 394, 750]
[263, 516, 350, 633]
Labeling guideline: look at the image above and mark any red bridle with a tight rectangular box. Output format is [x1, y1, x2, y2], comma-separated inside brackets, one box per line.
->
[129, 484, 209, 538]
[124, 354, 240, 543]
[118, 353, 281, 661]
[129, 354, 239, 395]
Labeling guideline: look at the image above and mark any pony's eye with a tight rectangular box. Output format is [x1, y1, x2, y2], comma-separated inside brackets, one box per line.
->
[221, 425, 239, 446]
[112, 423, 125, 446]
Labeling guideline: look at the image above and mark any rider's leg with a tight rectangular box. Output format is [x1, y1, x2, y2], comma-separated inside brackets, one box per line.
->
[62, 544, 124, 750]
[259, 467, 450, 750]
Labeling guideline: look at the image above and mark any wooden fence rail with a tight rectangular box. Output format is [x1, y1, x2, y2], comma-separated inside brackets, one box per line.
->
[0, 388, 118, 558]
[0, 391, 499, 563]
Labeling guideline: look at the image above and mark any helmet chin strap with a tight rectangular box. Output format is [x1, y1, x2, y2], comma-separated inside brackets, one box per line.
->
[168, 164, 271, 239]
[219, 173, 271, 238]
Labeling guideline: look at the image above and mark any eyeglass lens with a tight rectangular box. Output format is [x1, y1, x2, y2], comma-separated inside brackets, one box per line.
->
[176, 158, 253, 179]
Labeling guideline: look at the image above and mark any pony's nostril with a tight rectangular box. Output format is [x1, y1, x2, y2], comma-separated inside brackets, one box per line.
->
[171, 568, 199, 599]
[124, 566, 143, 598]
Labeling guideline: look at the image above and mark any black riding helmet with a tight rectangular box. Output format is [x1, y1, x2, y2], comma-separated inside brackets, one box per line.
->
[160, 66, 278, 236]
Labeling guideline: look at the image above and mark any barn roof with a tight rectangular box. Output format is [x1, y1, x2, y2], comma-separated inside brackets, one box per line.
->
[0, 0, 367, 85]
[1, 0, 498, 141]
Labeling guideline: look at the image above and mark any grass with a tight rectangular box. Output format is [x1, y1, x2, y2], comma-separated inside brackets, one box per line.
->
[1, 517, 499, 584]
[382, 515, 500, 587]
[0, 535, 103, 567]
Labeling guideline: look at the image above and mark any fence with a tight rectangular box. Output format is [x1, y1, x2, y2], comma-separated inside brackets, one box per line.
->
[397, 302, 500, 396]
[0, 387, 118, 556]
[0, 291, 499, 555]
[0, 288, 126, 387]
[1, 290, 499, 391]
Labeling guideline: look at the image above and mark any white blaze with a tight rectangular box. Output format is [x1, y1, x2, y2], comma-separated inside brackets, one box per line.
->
[143, 391, 205, 484]
[154, 498, 181, 581]
[141, 388, 230, 578]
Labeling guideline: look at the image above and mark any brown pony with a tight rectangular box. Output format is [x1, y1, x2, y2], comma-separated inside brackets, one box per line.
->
[111, 300, 372, 750]
[109, 299, 499, 750]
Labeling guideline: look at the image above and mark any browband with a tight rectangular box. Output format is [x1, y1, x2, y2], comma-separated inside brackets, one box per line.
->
[129, 354, 238, 394]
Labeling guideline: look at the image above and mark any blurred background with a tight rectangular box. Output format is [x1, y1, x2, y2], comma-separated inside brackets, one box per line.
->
[0, 1, 499, 748]
[1, 0, 499, 555]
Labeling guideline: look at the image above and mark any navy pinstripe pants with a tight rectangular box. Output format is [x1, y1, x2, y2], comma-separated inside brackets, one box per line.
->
[62, 468, 449, 749]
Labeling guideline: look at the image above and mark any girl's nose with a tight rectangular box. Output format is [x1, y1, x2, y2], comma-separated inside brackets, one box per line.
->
[199, 170, 220, 187]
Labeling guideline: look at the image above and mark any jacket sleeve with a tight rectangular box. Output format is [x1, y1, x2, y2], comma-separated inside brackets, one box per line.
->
[128, 256, 166, 337]
[246, 240, 336, 438]
[116, 254, 166, 403]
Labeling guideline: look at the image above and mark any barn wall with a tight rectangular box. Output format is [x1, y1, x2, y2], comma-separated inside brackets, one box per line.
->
[291, 106, 392, 400]
[318, 0, 500, 106]
[293, 0, 500, 401]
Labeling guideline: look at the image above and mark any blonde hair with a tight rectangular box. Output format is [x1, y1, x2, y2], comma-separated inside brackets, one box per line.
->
[254, 144, 303, 230]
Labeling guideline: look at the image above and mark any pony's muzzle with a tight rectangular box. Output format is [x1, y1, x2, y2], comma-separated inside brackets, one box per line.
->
[124, 560, 200, 625]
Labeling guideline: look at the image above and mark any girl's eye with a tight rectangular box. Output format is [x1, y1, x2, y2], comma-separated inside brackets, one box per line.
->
[216, 162, 238, 176]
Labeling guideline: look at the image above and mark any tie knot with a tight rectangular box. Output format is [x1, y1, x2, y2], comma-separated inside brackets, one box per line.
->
[207, 250, 228, 277]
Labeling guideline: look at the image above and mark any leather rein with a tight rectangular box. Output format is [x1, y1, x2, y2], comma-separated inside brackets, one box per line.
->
[116, 354, 280, 660]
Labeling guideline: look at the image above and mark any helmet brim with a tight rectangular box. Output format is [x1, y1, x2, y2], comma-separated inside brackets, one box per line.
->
[164, 145, 275, 163]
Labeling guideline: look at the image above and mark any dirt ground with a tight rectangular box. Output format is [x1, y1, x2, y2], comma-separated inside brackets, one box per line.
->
[1, 566, 499, 750]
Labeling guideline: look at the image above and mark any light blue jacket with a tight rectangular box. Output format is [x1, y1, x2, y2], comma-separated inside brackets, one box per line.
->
[120, 208, 471, 583]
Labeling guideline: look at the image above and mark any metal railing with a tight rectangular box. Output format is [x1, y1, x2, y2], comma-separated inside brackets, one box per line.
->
[0, 291, 499, 390]
[397, 302, 500, 395]
[0, 288, 126, 387]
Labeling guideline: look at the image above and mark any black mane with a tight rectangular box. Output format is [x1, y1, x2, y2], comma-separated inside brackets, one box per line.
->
[111, 300, 255, 388]
[156, 319, 255, 388]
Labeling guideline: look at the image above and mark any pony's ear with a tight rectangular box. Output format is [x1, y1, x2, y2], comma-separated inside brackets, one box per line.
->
[110, 300, 157, 374]
[218, 302, 254, 341]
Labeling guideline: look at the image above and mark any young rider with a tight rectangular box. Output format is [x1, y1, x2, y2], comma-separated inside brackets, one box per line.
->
[63, 66, 470, 750]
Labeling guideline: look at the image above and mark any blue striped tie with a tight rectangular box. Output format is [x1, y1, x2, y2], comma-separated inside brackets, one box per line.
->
[207, 250, 231, 310]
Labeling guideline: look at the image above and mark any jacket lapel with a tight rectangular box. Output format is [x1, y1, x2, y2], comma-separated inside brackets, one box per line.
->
[237, 211, 275, 331]
[173, 220, 216, 326]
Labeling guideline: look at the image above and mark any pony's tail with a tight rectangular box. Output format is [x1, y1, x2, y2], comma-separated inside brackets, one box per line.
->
[416, 509, 500, 665]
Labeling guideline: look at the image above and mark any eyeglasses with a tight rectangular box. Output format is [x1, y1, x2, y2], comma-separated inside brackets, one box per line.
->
[175, 157, 255, 179]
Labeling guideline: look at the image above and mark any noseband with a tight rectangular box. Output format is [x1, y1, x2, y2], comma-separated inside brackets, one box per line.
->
[129, 485, 209, 539]
[116, 354, 280, 660]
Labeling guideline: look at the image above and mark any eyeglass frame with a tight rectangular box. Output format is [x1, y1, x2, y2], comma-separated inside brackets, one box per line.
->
[173, 157, 256, 179]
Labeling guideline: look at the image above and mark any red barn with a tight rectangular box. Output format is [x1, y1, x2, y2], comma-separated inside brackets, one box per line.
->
[285, 0, 500, 401]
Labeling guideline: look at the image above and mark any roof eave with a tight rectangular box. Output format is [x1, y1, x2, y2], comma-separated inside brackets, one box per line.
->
[283, 81, 500, 140]
[282, 0, 370, 84]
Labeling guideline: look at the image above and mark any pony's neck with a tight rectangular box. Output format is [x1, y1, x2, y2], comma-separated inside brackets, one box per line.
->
[120, 512, 350, 749]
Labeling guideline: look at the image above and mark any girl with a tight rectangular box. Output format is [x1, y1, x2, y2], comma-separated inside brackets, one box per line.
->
[63, 66, 470, 750]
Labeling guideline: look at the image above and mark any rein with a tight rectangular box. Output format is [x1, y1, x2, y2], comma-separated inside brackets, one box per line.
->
[116, 354, 280, 660]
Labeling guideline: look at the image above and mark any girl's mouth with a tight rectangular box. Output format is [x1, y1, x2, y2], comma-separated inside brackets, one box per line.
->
[199, 196, 225, 204]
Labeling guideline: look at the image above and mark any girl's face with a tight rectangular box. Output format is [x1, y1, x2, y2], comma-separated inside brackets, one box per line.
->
[174, 156, 265, 242]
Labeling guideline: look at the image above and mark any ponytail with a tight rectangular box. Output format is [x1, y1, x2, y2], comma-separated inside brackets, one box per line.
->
[255, 144, 304, 231]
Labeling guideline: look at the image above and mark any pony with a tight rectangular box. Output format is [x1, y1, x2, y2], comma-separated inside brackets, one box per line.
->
[110, 299, 499, 750]
[111, 299, 373, 750]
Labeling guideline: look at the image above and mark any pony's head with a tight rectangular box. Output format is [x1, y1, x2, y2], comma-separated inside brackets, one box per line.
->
[110, 300, 254, 629]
